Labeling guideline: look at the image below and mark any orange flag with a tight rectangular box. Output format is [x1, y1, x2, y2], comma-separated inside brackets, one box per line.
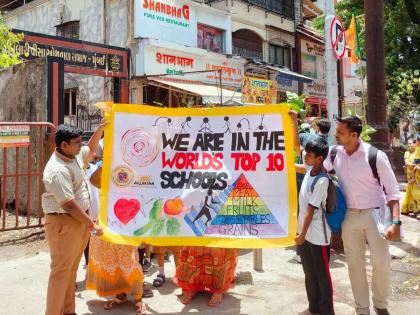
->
[345, 13, 361, 64]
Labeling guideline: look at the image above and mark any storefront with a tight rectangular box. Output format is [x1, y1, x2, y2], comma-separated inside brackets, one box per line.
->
[133, 0, 244, 106]
[244, 60, 313, 103]
[297, 26, 328, 118]
[135, 41, 245, 106]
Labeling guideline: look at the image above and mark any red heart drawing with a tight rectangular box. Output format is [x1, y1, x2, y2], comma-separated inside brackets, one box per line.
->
[114, 198, 141, 224]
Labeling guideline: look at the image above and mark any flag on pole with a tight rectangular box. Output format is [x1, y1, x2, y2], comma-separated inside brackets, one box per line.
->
[345, 11, 361, 63]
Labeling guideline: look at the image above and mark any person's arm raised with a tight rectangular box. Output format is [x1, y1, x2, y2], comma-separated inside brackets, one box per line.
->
[288, 110, 302, 155]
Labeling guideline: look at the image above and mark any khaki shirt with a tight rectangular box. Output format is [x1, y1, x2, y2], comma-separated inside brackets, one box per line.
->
[42, 146, 92, 214]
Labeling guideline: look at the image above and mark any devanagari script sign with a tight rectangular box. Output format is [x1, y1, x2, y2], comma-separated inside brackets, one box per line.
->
[100, 104, 297, 248]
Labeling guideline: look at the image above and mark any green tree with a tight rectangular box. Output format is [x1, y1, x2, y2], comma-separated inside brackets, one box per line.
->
[313, 0, 420, 124]
[388, 69, 420, 130]
[0, 14, 23, 68]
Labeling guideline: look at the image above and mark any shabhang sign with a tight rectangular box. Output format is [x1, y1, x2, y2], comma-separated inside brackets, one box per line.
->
[100, 104, 297, 248]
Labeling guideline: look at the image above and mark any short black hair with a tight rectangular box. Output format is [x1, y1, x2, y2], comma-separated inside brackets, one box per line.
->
[304, 137, 329, 160]
[55, 124, 83, 148]
[337, 116, 363, 136]
[317, 119, 331, 134]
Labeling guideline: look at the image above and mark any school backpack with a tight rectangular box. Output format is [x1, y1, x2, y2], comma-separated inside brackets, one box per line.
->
[310, 173, 347, 234]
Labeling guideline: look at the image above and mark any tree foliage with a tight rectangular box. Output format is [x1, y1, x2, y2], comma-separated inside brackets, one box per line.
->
[388, 69, 420, 127]
[0, 14, 23, 69]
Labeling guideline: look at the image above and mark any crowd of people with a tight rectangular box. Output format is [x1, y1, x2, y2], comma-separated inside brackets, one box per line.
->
[41, 112, 417, 315]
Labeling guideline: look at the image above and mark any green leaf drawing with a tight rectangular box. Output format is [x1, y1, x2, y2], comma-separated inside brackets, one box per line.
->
[149, 199, 163, 221]
[133, 220, 155, 236]
[166, 218, 181, 235]
[150, 218, 166, 236]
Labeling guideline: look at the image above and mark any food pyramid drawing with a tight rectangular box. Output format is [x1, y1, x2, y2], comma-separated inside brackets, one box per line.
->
[184, 174, 286, 237]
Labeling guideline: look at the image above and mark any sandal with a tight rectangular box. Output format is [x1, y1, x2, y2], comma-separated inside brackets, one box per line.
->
[135, 301, 147, 315]
[153, 274, 165, 287]
[104, 294, 128, 310]
[142, 282, 154, 298]
[179, 291, 195, 305]
[208, 293, 222, 307]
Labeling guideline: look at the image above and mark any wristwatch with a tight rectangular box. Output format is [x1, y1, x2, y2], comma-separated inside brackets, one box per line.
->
[391, 219, 402, 226]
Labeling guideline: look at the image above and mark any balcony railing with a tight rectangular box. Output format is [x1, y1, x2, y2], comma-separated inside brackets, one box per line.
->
[233, 46, 263, 60]
[206, 0, 295, 20]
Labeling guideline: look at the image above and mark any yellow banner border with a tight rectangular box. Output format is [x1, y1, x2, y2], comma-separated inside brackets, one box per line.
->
[99, 103, 297, 248]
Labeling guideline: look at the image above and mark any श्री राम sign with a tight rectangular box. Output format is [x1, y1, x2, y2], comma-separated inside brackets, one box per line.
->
[99, 104, 297, 248]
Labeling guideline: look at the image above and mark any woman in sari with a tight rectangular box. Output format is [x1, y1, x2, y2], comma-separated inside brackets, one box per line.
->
[401, 137, 420, 218]
[174, 247, 238, 307]
[86, 165, 147, 315]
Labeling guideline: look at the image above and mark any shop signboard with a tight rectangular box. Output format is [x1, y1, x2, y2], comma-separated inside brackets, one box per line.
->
[141, 45, 203, 81]
[202, 56, 244, 88]
[300, 39, 326, 97]
[134, 0, 197, 47]
[241, 76, 277, 104]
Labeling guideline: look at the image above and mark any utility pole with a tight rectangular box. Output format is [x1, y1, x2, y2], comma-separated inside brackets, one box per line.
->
[364, 0, 389, 149]
[324, 1, 339, 144]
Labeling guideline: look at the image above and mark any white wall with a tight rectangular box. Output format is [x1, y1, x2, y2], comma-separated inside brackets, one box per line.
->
[212, 1, 295, 39]
[343, 58, 367, 104]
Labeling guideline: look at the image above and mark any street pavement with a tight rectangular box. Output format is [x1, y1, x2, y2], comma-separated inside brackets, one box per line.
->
[0, 216, 419, 315]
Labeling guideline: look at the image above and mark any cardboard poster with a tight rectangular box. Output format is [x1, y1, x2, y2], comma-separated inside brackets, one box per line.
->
[241, 77, 277, 104]
[100, 104, 297, 248]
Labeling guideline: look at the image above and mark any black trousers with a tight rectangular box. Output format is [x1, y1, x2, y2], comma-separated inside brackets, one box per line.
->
[299, 240, 335, 315]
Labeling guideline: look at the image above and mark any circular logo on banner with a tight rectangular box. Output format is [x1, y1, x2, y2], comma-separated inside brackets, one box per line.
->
[330, 17, 346, 59]
[112, 165, 134, 187]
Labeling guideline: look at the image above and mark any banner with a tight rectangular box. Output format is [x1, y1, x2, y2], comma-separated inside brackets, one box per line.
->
[241, 77, 277, 104]
[100, 104, 297, 248]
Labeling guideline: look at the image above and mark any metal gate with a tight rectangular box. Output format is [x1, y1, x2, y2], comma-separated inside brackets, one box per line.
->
[0, 122, 55, 231]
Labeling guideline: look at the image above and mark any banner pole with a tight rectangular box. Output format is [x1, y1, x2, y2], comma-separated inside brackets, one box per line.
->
[253, 248, 263, 271]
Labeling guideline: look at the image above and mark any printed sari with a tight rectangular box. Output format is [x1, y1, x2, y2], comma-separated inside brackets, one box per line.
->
[174, 247, 238, 294]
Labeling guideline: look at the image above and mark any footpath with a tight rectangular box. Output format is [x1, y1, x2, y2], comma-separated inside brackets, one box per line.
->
[0, 216, 419, 314]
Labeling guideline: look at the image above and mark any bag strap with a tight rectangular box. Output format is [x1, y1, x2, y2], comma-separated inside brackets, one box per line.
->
[310, 173, 330, 193]
[330, 145, 338, 165]
[368, 146, 380, 185]
[309, 172, 330, 244]
[321, 210, 328, 244]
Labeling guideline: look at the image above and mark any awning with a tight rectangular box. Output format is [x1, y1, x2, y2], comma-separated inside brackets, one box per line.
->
[261, 65, 314, 84]
[151, 79, 242, 105]
[277, 69, 314, 84]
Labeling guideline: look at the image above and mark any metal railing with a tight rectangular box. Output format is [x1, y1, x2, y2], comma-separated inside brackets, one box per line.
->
[0, 122, 55, 232]
[77, 106, 102, 132]
[233, 46, 264, 60]
[206, 0, 295, 20]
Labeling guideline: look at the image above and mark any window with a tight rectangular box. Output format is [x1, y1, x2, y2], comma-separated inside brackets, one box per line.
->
[197, 24, 224, 53]
[56, 21, 80, 39]
[269, 44, 291, 68]
[0, 0, 36, 12]
[232, 29, 263, 60]
[64, 89, 78, 116]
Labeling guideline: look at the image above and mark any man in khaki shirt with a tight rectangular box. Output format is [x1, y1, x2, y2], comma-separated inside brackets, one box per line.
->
[42, 123, 106, 315]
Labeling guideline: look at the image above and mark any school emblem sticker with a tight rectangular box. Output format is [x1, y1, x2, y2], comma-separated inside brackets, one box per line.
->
[112, 165, 134, 187]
